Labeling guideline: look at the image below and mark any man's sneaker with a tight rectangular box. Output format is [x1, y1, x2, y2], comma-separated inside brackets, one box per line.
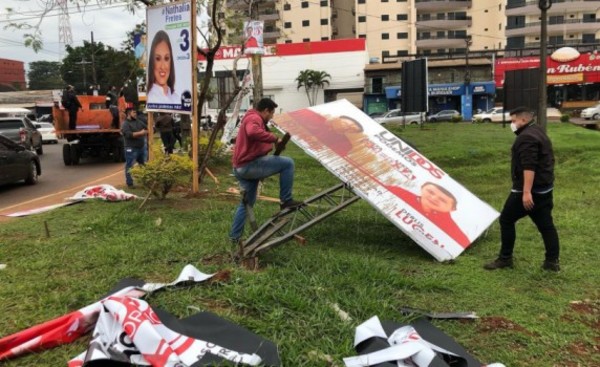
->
[542, 259, 560, 272]
[483, 257, 513, 270]
[280, 199, 303, 210]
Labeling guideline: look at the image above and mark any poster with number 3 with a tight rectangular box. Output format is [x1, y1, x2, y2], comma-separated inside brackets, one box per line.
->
[146, 0, 193, 113]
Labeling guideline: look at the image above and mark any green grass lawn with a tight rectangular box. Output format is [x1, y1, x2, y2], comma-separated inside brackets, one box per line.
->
[1, 122, 598, 366]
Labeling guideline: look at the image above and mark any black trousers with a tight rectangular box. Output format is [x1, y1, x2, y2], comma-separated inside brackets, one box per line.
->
[160, 131, 175, 154]
[499, 191, 560, 261]
[68, 109, 78, 130]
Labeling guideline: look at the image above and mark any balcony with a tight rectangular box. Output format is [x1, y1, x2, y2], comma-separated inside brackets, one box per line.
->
[415, 0, 472, 12]
[416, 35, 470, 49]
[506, 18, 600, 37]
[416, 15, 472, 29]
[524, 39, 598, 48]
[258, 10, 279, 21]
[507, 0, 600, 16]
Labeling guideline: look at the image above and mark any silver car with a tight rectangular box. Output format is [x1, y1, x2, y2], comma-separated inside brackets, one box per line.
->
[374, 109, 425, 125]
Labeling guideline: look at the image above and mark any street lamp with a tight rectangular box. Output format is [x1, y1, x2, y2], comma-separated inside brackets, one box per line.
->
[463, 36, 473, 121]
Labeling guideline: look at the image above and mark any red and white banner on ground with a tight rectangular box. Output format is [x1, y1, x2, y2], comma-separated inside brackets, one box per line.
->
[68, 296, 263, 367]
[0, 265, 213, 362]
[273, 100, 499, 261]
[67, 184, 138, 202]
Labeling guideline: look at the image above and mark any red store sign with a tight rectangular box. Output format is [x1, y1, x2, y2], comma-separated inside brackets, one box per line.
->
[494, 48, 600, 87]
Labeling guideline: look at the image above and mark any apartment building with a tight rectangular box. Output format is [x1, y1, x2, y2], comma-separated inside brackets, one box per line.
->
[506, 0, 600, 50]
[234, 0, 505, 60]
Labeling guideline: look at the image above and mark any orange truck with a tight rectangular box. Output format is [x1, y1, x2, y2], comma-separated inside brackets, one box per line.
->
[53, 95, 127, 166]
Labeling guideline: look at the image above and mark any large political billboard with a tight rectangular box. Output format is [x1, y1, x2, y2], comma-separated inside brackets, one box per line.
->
[273, 100, 499, 261]
[146, 0, 193, 113]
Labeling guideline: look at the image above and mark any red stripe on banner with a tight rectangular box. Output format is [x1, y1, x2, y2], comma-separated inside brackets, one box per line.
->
[173, 336, 195, 355]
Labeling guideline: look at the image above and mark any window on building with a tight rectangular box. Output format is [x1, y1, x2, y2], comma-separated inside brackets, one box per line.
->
[284, 22, 292, 29]
[506, 36, 525, 49]
[437, 31, 445, 38]
[397, 32, 408, 39]
[321, 37, 329, 41]
[382, 50, 390, 57]
[320, 0, 328, 6]
[397, 14, 408, 21]
[382, 33, 389, 40]
[382, 0, 389, 2]
[321, 18, 328, 25]
[303, 38, 310, 42]
[302, 1, 309, 8]
[358, 16, 366, 22]
[583, 13, 596, 22]
[358, 0, 365, 3]
[583, 33, 597, 43]
[397, 0, 407, 2]
[285, 40, 292, 44]
[382, 14, 389, 21]
[302, 20, 310, 27]
[397, 50, 408, 56]
[507, 16, 525, 29]
[284, 3, 291, 11]
[549, 36, 564, 46]
[371, 77, 383, 94]
[549, 15, 564, 25]
[359, 34, 367, 38]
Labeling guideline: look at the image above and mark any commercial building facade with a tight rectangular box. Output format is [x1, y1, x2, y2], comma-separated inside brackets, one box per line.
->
[0, 58, 26, 92]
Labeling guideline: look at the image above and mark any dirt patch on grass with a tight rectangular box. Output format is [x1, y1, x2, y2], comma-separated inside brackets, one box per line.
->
[477, 316, 535, 336]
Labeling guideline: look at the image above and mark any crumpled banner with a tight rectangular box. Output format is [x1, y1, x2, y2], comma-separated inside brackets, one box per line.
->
[68, 296, 264, 367]
[68, 184, 138, 202]
[343, 316, 505, 367]
[0, 265, 213, 361]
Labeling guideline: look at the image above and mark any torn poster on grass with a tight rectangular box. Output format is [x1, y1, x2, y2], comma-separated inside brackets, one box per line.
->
[67, 184, 138, 202]
[344, 316, 504, 367]
[0, 265, 213, 361]
[273, 100, 499, 261]
[69, 296, 280, 367]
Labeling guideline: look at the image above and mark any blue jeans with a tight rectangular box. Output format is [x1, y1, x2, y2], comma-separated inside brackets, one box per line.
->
[124, 146, 146, 186]
[229, 155, 295, 241]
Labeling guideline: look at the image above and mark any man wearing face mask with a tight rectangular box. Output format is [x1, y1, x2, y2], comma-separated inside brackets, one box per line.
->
[484, 106, 560, 271]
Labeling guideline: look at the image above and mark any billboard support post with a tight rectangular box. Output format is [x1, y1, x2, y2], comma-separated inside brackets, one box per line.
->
[191, 0, 199, 192]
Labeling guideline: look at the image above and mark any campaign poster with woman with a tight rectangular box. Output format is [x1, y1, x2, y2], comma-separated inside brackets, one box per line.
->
[146, 0, 193, 113]
[243, 20, 264, 55]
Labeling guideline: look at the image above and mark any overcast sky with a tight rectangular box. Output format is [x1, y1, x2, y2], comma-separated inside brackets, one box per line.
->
[0, 0, 145, 70]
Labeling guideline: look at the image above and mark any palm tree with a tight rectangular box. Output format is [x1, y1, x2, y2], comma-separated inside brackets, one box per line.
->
[295, 69, 331, 106]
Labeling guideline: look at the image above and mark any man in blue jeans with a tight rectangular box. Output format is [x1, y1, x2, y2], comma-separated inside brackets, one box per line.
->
[229, 98, 302, 243]
[120, 106, 148, 188]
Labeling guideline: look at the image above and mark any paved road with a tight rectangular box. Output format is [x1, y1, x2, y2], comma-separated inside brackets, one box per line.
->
[0, 141, 124, 217]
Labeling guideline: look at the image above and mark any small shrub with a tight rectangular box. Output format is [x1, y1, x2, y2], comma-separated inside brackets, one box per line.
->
[131, 147, 193, 199]
[451, 114, 463, 123]
[560, 113, 570, 123]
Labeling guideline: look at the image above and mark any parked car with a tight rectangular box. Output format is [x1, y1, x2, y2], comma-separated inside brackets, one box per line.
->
[0, 117, 43, 155]
[0, 134, 41, 185]
[580, 103, 600, 120]
[428, 109, 461, 122]
[35, 122, 59, 144]
[473, 107, 510, 123]
[374, 109, 425, 125]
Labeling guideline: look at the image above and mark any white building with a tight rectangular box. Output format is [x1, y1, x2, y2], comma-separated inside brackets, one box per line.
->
[200, 38, 369, 114]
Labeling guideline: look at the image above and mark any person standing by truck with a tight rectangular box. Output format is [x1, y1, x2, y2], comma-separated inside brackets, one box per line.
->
[62, 85, 82, 130]
[106, 85, 120, 128]
[121, 105, 148, 188]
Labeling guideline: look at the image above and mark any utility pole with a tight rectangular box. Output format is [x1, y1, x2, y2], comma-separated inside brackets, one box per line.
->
[76, 58, 91, 91]
[90, 31, 97, 85]
[462, 36, 473, 121]
[538, 0, 552, 131]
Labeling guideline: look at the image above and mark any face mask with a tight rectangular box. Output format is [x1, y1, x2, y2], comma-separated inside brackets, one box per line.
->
[510, 122, 518, 133]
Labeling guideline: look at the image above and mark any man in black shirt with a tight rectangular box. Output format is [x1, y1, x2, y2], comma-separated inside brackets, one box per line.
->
[484, 107, 560, 271]
[120, 106, 148, 188]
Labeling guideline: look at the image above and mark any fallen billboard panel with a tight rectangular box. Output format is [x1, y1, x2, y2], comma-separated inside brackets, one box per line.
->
[273, 100, 499, 261]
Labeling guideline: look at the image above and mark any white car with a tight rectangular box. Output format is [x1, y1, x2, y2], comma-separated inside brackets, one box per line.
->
[373, 109, 425, 125]
[473, 107, 510, 123]
[35, 122, 59, 144]
[580, 103, 600, 120]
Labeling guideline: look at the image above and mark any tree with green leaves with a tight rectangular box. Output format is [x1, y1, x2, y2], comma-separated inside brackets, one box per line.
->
[27, 61, 64, 90]
[60, 40, 142, 96]
[295, 69, 331, 106]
